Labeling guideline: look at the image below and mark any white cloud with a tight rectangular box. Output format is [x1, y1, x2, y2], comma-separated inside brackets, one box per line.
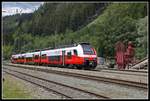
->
[2, 7, 34, 16]
[2, 2, 44, 17]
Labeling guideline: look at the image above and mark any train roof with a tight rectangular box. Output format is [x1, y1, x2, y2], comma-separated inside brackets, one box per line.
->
[25, 52, 34, 57]
[54, 42, 90, 49]
[79, 42, 90, 45]
[12, 42, 91, 56]
[12, 54, 21, 58]
[33, 51, 40, 55]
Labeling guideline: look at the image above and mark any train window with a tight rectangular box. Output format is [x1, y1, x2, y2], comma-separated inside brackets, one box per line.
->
[41, 54, 46, 59]
[73, 49, 78, 56]
[34, 55, 39, 59]
[57, 56, 60, 61]
[55, 56, 57, 61]
[48, 56, 60, 61]
[49, 56, 51, 61]
[67, 52, 72, 59]
[29, 57, 32, 61]
[81, 44, 94, 55]
[26, 57, 32, 61]
[22, 56, 24, 59]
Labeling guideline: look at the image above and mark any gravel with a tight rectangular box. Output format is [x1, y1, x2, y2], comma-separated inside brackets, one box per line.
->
[10, 63, 147, 84]
[3, 65, 148, 99]
[3, 71, 67, 99]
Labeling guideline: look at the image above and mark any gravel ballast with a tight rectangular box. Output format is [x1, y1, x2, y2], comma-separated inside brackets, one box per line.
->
[3, 65, 148, 99]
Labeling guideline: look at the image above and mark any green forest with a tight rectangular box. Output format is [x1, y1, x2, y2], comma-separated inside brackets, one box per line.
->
[2, 2, 148, 60]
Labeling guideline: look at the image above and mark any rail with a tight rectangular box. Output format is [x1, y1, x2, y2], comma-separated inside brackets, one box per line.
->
[3, 67, 109, 99]
[3, 63, 148, 89]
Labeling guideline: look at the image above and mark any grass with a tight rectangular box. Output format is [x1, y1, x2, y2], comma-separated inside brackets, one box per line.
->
[2, 75, 32, 99]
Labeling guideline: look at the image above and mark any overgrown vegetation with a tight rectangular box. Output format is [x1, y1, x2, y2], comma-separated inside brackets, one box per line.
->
[2, 2, 148, 60]
[3, 75, 31, 98]
[135, 16, 148, 59]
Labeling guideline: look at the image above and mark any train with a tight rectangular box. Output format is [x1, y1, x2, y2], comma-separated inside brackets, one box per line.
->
[11, 42, 97, 69]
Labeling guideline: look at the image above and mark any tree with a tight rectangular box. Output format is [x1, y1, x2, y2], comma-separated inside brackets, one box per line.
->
[135, 16, 148, 59]
[3, 45, 13, 60]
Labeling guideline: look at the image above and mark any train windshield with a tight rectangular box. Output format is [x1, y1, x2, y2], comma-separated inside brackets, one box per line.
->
[81, 44, 94, 55]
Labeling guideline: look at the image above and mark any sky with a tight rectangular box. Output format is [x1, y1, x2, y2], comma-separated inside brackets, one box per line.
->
[2, 2, 44, 17]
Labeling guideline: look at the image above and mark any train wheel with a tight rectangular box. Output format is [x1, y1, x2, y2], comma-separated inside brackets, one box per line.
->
[68, 64, 75, 69]
[76, 65, 83, 70]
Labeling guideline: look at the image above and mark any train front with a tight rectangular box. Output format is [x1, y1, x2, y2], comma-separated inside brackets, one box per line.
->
[80, 43, 97, 69]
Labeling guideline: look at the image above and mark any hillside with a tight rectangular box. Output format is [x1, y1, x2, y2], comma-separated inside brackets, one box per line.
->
[3, 3, 107, 37]
[2, 2, 148, 60]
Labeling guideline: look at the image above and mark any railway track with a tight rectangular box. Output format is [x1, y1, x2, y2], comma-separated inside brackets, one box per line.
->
[4, 62, 148, 76]
[3, 64, 148, 89]
[3, 67, 109, 99]
[95, 66, 148, 73]
[4, 63, 148, 76]
[3, 69, 71, 99]
[92, 69, 147, 77]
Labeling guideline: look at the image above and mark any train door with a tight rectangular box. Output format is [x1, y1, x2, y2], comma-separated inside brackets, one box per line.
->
[62, 50, 65, 66]
[24, 55, 26, 64]
[39, 50, 41, 65]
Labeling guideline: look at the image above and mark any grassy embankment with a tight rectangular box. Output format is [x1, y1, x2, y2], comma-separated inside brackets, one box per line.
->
[2, 74, 32, 99]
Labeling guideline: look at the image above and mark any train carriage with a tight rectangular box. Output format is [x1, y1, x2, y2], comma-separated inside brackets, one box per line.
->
[25, 52, 34, 64]
[21, 53, 25, 64]
[33, 51, 40, 64]
[11, 42, 97, 69]
[47, 49, 62, 65]
[40, 50, 49, 65]
[16, 54, 22, 63]
[11, 54, 18, 63]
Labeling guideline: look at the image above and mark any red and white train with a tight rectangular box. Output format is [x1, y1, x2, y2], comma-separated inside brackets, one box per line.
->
[11, 43, 97, 69]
